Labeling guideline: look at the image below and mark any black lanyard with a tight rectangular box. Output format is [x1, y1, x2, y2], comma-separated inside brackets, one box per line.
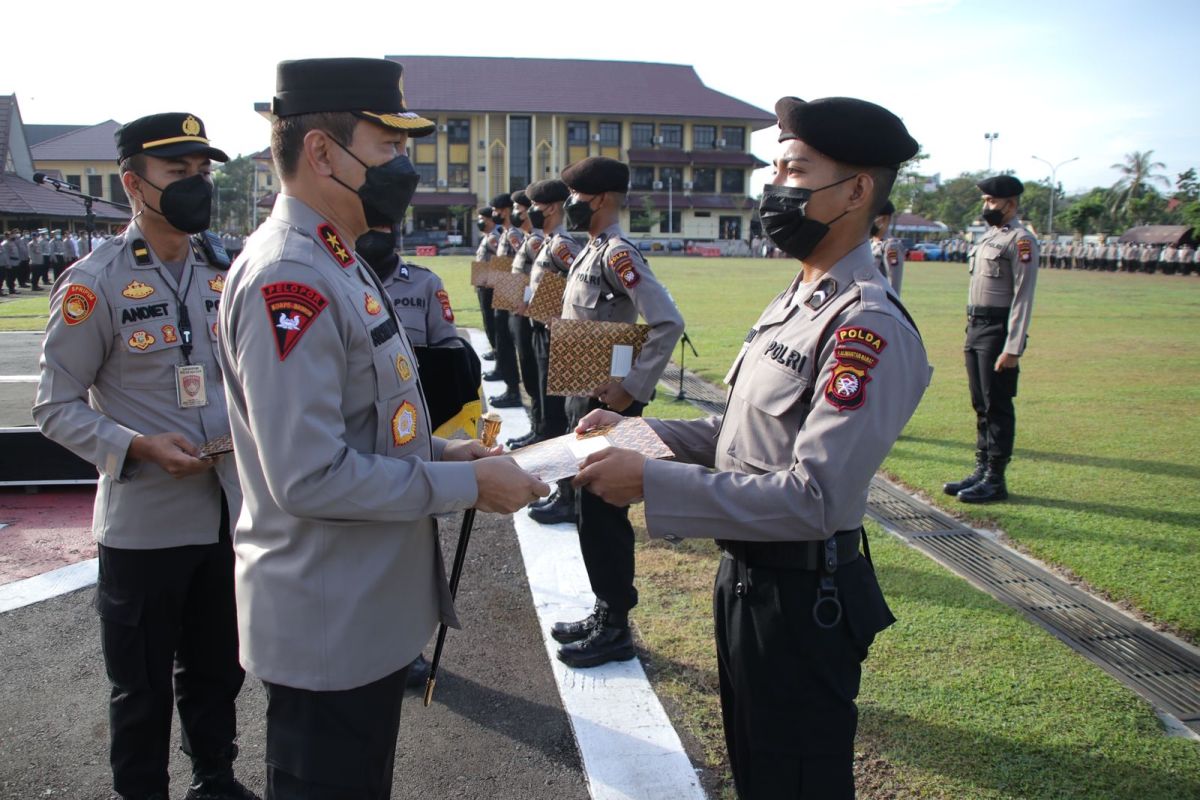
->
[155, 264, 195, 364]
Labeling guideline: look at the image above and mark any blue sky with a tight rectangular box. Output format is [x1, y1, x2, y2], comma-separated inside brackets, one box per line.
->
[3, 0, 1195, 196]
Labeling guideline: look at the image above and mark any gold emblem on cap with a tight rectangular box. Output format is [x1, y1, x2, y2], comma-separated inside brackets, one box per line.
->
[182, 116, 201, 136]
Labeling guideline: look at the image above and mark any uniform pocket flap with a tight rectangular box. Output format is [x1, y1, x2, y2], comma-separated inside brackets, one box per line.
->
[96, 582, 143, 627]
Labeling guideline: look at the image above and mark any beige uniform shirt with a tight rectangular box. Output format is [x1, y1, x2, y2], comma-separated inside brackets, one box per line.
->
[560, 223, 684, 402]
[218, 195, 477, 691]
[642, 241, 929, 541]
[512, 229, 545, 275]
[34, 218, 240, 549]
[381, 260, 458, 346]
[968, 218, 1038, 355]
[475, 228, 499, 262]
[530, 226, 582, 299]
[497, 225, 524, 258]
[871, 237, 905, 295]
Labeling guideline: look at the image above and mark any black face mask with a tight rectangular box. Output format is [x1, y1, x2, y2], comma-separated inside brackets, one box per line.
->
[510, 209, 524, 227]
[565, 195, 599, 232]
[355, 229, 397, 275]
[330, 138, 421, 227]
[492, 213, 504, 225]
[982, 205, 1007, 227]
[527, 208, 546, 229]
[758, 174, 856, 261]
[140, 174, 214, 234]
[477, 219, 487, 232]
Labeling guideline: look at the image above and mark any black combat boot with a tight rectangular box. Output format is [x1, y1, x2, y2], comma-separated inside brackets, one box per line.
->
[957, 458, 1009, 503]
[556, 611, 636, 668]
[183, 746, 259, 800]
[488, 390, 523, 409]
[507, 429, 542, 449]
[404, 653, 431, 691]
[483, 369, 502, 381]
[481, 350, 496, 361]
[943, 450, 987, 496]
[528, 482, 576, 525]
[551, 601, 605, 644]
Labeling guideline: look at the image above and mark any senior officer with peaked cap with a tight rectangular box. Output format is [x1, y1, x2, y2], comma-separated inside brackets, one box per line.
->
[573, 97, 931, 798]
[35, 113, 256, 800]
[217, 58, 547, 799]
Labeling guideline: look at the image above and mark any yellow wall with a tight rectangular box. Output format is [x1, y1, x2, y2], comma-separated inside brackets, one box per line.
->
[35, 159, 123, 203]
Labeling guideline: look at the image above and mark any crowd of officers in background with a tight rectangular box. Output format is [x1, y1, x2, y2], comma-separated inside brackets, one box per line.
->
[941, 236, 1199, 274]
[0, 228, 97, 294]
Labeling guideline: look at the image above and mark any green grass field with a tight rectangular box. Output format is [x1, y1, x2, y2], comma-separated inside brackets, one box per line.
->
[5, 254, 1198, 796]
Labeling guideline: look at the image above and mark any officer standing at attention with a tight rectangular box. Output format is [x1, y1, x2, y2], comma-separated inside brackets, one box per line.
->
[355, 224, 459, 347]
[943, 175, 1037, 504]
[525, 178, 583, 525]
[217, 58, 547, 799]
[550, 156, 684, 668]
[870, 199, 904, 295]
[507, 188, 546, 447]
[572, 97, 929, 799]
[474, 205, 500, 360]
[34, 113, 255, 800]
[487, 192, 524, 408]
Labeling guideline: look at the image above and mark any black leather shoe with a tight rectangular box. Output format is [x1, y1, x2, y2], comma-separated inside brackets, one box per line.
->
[529, 491, 558, 510]
[957, 460, 1008, 503]
[405, 653, 431, 691]
[551, 608, 599, 644]
[483, 369, 502, 381]
[489, 391, 523, 408]
[481, 350, 496, 361]
[529, 492, 575, 525]
[507, 431, 543, 449]
[944, 451, 987, 496]
[557, 621, 635, 668]
[183, 775, 260, 800]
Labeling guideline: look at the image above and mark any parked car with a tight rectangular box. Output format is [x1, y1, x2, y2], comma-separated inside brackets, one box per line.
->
[910, 242, 944, 261]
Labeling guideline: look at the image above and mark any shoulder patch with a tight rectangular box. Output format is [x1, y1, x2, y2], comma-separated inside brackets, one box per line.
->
[608, 249, 640, 289]
[824, 354, 872, 412]
[316, 223, 354, 268]
[261, 281, 330, 361]
[436, 289, 455, 322]
[554, 242, 575, 268]
[887, 247, 899, 267]
[62, 284, 98, 326]
[1018, 238, 1033, 263]
[834, 325, 887, 354]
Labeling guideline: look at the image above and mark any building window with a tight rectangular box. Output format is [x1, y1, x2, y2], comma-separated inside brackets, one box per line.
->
[88, 175, 103, 197]
[567, 120, 589, 146]
[659, 124, 683, 149]
[721, 126, 746, 151]
[509, 116, 532, 192]
[659, 167, 684, 189]
[631, 123, 654, 149]
[691, 168, 716, 193]
[630, 167, 655, 191]
[720, 215, 743, 240]
[630, 210, 653, 233]
[66, 174, 81, 189]
[415, 163, 437, 184]
[663, 210, 681, 234]
[721, 169, 746, 194]
[447, 119, 470, 144]
[598, 122, 620, 147]
[692, 125, 716, 150]
[448, 164, 470, 188]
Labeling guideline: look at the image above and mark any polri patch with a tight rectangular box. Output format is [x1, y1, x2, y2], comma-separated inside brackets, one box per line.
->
[834, 326, 887, 354]
[609, 250, 640, 289]
[1018, 238, 1033, 263]
[436, 289, 454, 323]
[554, 243, 575, 268]
[62, 284, 97, 326]
[317, 223, 354, 268]
[391, 400, 419, 446]
[887, 248, 899, 267]
[261, 282, 329, 361]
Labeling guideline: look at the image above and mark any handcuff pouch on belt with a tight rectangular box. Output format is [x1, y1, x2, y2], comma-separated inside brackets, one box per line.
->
[813, 535, 843, 630]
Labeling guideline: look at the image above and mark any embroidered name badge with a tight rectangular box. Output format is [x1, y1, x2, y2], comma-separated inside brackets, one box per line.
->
[261, 282, 329, 361]
[609, 250, 640, 289]
[317, 223, 354, 267]
[62, 284, 98, 326]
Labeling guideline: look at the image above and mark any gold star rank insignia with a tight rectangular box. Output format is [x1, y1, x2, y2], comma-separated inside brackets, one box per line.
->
[317, 222, 354, 267]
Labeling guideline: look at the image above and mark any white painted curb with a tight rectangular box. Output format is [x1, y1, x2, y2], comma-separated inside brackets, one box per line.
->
[0, 557, 97, 613]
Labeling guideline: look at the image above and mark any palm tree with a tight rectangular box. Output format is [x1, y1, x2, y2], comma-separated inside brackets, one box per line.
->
[1110, 151, 1169, 216]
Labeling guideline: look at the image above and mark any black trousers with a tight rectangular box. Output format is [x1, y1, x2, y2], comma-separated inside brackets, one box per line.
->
[567, 396, 645, 619]
[17, 257, 30, 285]
[263, 666, 410, 800]
[476, 286, 496, 349]
[32, 257, 51, 288]
[2, 265, 14, 292]
[964, 318, 1019, 460]
[492, 309, 520, 392]
[714, 551, 893, 799]
[96, 499, 243, 798]
[509, 312, 541, 429]
[532, 323, 567, 437]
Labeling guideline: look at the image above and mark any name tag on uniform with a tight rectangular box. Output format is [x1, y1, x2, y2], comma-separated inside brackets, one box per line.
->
[176, 364, 208, 408]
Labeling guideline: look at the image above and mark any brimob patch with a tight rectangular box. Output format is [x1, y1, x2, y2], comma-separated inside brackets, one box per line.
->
[391, 400, 419, 446]
[122, 280, 155, 300]
[62, 284, 97, 326]
[436, 289, 454, 323]
[317, 223, 354, 268]
[261, 282, 329, 361]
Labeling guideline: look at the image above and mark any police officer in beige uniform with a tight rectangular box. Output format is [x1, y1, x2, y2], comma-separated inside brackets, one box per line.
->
[870, 199, 904, 294]
[507, 189, 546, 447]
[474, 206, 500, 359]
[355, 225, 459, 347]
[944, 175, 1037, 504]
[549, 156, 684, 667]
[487, 193, 524, 407]
[34, 113, 255, 800]
[218, 59, 546, 799]
[573, 97, 928, 799]
[525, 178, 584, 525]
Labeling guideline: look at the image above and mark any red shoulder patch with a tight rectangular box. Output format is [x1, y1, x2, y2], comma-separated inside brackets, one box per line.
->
[834, 326, 887, 354]
[436, 289, 455, 323]
[887, 248, 899, 267]
[317, 223, 354, 268]
[262, 282, 329, 361]
[1018, 238, 1033, 263]
[608, 250, 640, 289]
[62, 283, 97, 326]
[554, 243, 575, 268]
[530, 237, 544, 253]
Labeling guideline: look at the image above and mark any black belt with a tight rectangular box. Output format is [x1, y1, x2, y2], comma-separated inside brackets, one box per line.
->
[966, 305, 1008, 321]
[719, 527, 862, 571]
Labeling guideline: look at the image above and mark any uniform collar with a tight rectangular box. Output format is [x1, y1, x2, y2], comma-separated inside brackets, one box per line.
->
[590, 222, 623, 249]
[271, 194, 359, 272]
[124, 217, 201, 274]
[778, 240, 874, 321]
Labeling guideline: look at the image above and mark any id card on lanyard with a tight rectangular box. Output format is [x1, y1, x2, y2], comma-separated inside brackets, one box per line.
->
[158, 263, 209, 409]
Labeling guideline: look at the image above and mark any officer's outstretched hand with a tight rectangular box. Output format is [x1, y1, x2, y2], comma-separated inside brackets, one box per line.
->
[442, 439, 503, 462]
[575, 409, 623, 433]
[473, 456, 550, 514]
[128, 432, 214, 479]
[573, 447, 646, 507]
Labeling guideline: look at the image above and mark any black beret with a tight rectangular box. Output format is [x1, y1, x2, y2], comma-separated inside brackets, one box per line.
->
[878, 200, 896, 216]
[272, 58, 434, 137]
[490, 193, 513, 209]
[115, 113, 229, 163]
[527, 179, 570, 205]
[562, 156, 630, 194]
[775, 96, 918, 168]
[477, 206, 493, 217]
[976, 175, 1024, 198]
[512, 190, 532, 207]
